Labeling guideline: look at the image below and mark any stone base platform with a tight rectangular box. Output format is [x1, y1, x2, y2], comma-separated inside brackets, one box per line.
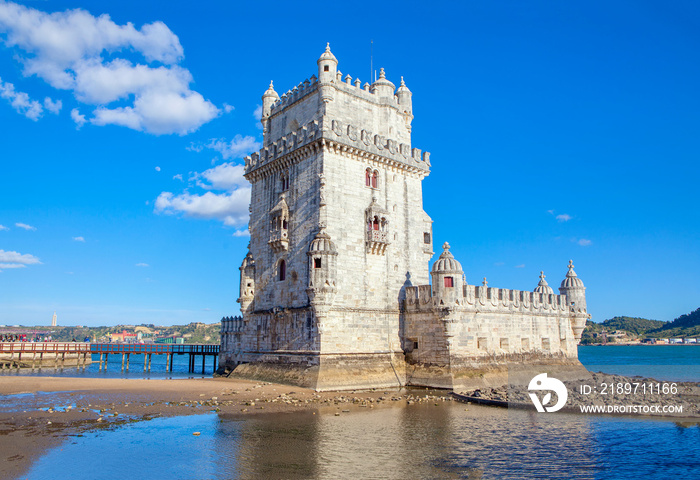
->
[225, 352, 407, 391]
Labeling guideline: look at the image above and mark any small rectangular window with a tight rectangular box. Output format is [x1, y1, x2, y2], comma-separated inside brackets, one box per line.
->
[423, 232, 431, 244]
[314, 258, 321, 269]
[542, 338, 550, 351]
[324, 65, 329, 72]
[413, 341, 418, 350]
[444, 276, 454, 288]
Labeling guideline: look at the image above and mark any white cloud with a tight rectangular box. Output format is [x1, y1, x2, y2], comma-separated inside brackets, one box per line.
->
[135, 262, 149, 267]
[155, 187, 251, 226]
[253, 105, 262, 121]
[515, 264, 525, 268]
[72, 236, 85, 242]
[0, 224, 8, 231]
[155, 166, 161, 172]
[223, 103, 234, 113]
[190, 135, 261, 160]
[0, 2, 218, 135]
[0, 249, 42, 271]
[196, 162, 247, 190]
[0, 77, 51, 120]
[173, 173, 183, 181]
[232, 229, 250, 237]
[186, 142, 203, 153]
[43, 97, 62, 114]
[15, 222, 36, 230]
[0, 263, 26, 269]
[70, 108, 86, 128]
[556, 214, 572, 222]
[577, 238, 592, 247]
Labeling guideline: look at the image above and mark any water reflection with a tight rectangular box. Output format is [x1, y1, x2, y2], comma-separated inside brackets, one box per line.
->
[25, 403, 700, 480]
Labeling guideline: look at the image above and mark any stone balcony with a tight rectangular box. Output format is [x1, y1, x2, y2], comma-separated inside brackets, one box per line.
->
[366, 230, 390, 255]
[269, 229, 289, 252]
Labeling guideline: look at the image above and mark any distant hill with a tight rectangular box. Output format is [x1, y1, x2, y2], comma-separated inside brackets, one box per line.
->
[581, 308, 700, 344]
[580, 316, 666, 344]
[649, 308, 700, 338]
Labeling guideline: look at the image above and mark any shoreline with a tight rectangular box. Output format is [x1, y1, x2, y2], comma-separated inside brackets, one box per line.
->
[3, 370, 699, 479]
[0, 376, 450, 479]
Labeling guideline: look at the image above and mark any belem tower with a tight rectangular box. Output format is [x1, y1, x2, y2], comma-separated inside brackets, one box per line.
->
[219, 44, 591, 391]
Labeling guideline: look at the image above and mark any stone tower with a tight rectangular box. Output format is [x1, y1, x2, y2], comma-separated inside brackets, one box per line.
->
[227, 44, 433, 390]
[220, 45, 590, 391]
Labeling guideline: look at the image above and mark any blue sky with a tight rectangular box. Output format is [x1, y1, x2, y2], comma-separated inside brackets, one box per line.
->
[1, 0, 698, 327]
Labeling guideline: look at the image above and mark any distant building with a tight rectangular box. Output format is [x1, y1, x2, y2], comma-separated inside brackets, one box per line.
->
[51, 311, 57, 327]
[220, 45, 590, 391]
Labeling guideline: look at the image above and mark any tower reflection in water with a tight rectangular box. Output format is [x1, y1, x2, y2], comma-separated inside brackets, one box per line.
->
[216, 403, 599, 480]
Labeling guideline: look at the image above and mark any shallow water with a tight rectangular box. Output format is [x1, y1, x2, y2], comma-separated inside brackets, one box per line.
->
[9, 345, 700, 479]
[24, 404, 700, 480]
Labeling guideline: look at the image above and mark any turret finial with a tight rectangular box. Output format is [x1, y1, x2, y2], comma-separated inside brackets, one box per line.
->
[379, 68, 386, 79]
[325, 42, 331, 52]
[442, 242, 450, 251]
[400, 76, 405, 87]
[482, 277, 488, 287]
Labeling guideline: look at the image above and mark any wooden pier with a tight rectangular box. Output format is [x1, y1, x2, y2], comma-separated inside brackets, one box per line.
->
[0, 342, 91, 369]
[0, 342, 219, 373]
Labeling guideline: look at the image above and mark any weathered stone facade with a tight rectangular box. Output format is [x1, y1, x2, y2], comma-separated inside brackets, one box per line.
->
[220, 45, 590, 391]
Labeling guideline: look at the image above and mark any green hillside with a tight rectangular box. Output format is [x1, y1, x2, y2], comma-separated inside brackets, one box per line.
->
[581, 308, 700, 344]
[649, 308, 700, 338]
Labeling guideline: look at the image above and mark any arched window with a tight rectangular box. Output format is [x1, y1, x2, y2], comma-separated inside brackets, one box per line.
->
[365, 169, 371, 187]
[371, 170, 378, 188]
[281, 173, 289, 191]
[279, 260, 286, 281]
[373, 216, 379, 230]
[282, 218, 288, 230]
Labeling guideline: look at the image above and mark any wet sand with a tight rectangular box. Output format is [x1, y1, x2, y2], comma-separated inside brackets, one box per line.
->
[0, 376, 449, 479]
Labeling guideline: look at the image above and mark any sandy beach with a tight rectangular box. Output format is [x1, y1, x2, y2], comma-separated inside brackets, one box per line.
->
[0, 376, 449, 479]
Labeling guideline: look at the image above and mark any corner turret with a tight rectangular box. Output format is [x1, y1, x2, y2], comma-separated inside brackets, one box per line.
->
[559, 260, 589, 342]
[307, 229, 338, 309]
[559, 260, 586, 311]
[261, 81, 279, 135]
[317, 43, 338, 84]
[431, 242, 465, 305]
[396, 76, 413, 131]
[237, 249, 255, 313]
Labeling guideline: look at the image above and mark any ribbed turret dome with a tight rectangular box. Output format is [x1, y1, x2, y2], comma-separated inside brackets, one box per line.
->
[262, 81, 279, 100]
[534, 271, 554, 294]
[317, 43, 337, 64]
[560, 260, 585, 288]
[371, 67, 396, 90]
[308, 230, 337, 255]
[431, 242, 463, 274]
[396, 76, 411, 94]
